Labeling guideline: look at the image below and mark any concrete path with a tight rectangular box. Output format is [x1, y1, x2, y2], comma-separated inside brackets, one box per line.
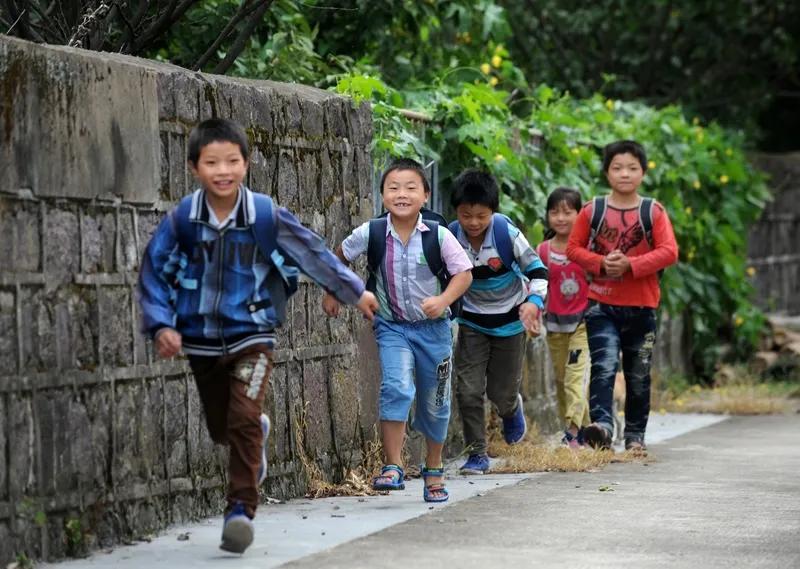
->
[286, 414, 800, 569]
[41, 413, 748, 568]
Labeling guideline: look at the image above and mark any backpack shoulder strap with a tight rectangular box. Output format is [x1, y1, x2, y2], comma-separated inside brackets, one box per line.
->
[421, 221, 445, 283]
[538, 239, 550, 268]
[366, 218, 388, 292]
[491, 213, 516, 269]
[367, 218, 388, 273]
[639, 197, 654, 248]
[588, 196, 607, 252]
[447, 220, 460, 237]
[250, 193, 278, 260]
[172, 194, 197, 253]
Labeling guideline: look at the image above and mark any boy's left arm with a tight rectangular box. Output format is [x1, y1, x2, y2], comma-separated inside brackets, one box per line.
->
[628, 205, 679, 278]
[275, 208, 367, 305]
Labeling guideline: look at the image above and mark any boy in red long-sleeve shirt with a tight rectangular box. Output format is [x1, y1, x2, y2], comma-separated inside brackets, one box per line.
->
[567, 140, 678, 451]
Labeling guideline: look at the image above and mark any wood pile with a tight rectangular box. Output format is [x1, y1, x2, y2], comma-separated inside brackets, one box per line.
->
[750, 318, 800, 375]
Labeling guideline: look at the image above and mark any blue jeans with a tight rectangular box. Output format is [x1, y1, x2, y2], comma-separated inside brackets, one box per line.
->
[585, 303, 657, 443]
[373, 317, 453, 443]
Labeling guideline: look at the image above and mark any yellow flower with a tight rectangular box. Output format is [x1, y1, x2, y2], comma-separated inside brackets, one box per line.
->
[684, 206, 692, 215]
[489, 76, 499, 86]
[605, 99, 614, 110]
[675, 399, 685, 407]
[648, 160, 656, 169]
[571, 147, 580, 155]
[463, 32, 472, 44]
[693, 180, 701, 190]
[687, 248, 696, 261]
[491, 54, 502, 68]
[734, 315, 744, 327]
[720, 174, 729, 184]
[692, 117, 700, 125]
[480, 63, 491, 75]
[746, 266, 756, 277]
[494, 44, 504, 55]
[725, 148, 733, 156]
[494, 154, 505, 162]
[659, 408, 667, 415]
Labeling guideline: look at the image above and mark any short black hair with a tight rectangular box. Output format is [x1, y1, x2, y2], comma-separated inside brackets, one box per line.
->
[450, 169, 499, 211]
[379, 158, 431, 194]
[602, 140, 647, 173]
[546, 187, 582, 213]
[188, 118, 250, 165]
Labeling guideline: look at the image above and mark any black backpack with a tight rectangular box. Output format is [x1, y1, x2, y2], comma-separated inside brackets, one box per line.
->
[366, 213, 462, 319]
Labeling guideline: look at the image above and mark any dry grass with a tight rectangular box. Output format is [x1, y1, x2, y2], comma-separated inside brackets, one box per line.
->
[485, 422, 652, 474]
[294, 403, 385, 499]
[652, 366, 799, 416]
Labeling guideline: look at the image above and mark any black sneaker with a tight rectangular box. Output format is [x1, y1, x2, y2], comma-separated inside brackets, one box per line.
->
[583, 423, 612, 450]
[625, 439, 648, 454]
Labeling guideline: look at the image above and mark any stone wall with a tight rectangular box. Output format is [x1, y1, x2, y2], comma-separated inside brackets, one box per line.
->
[0, 35, 376, 564]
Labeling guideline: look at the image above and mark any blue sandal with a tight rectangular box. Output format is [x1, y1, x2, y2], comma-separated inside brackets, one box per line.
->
[372, 464, 405, 490]
[421, 466, 449, 503]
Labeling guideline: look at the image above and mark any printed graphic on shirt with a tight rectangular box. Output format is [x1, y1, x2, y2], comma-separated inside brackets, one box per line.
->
[559, 271, 581, 300]
[593, 211, 645, 256]
[568, 349, 582, 365]
[487, 257, 504, 272]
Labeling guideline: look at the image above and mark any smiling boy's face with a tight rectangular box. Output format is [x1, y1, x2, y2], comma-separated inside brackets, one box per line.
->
[190, 140, 248, 203]
[381, 168, 429, 222]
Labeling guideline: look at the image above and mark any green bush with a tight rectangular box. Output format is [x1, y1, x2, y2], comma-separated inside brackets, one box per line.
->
[336, 57, 769, 376]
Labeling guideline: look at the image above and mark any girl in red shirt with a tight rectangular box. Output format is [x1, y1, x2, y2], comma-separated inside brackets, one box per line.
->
[538, 188, 591, 449]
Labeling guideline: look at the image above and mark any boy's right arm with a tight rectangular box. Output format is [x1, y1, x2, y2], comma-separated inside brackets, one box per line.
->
[566, 206, 604, 275]
[137, 213, 183, 356]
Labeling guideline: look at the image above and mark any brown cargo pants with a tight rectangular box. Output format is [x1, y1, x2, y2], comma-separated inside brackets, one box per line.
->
[188, 344, 273, 518]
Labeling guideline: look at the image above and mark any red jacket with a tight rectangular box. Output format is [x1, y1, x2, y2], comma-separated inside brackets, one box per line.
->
[566, 198, 678, 308]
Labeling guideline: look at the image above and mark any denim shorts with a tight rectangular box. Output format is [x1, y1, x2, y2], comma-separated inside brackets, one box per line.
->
[374, 316, 453, 443]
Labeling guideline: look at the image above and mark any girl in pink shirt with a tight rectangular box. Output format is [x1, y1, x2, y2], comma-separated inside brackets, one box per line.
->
[537, 188, 591, 448]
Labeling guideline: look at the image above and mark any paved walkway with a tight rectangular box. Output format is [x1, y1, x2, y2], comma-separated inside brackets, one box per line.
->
[39, 414, 737, 568]
[287, 414, 800, 569]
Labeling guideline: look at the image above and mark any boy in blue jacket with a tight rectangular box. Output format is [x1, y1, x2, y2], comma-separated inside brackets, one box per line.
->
[138, 118, 377, 554]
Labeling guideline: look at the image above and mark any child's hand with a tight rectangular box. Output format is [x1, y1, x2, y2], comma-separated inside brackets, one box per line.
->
[603, 250, 631, 278]
[420, 295, 449, 319]
[322, 292, 341, 317]
[155, 328, 182, 359]
[519, 302, 541, 336]
[355, 291, 379, 321]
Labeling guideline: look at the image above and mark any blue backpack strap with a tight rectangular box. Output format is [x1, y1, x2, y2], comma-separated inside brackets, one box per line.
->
[588, 196, 607, 252]
[639, 197, 654, 248]
[447, 220, 460, 237]
[491, 213, 516, 270]
[250, 193, 299, 324]
[172, 194, 196, 253]
[170, 194, 199, 290]
[366, 218, 388, 294]
[250, 193, 277, 259]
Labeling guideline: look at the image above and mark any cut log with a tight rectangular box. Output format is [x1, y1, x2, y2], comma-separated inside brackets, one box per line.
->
[773, 328, 800, 349]
[779, 341, 800, 359]
[750, 351, 779, 375]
